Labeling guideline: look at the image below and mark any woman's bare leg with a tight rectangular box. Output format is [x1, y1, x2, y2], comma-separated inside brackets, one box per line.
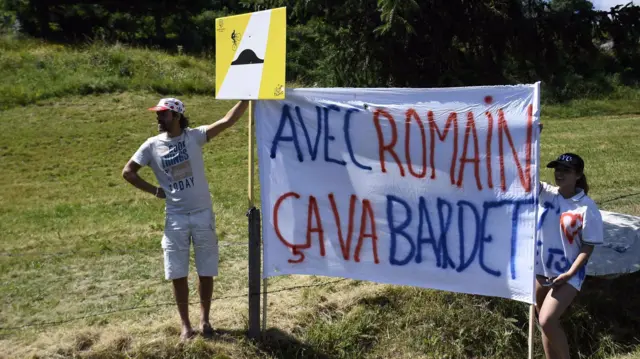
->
[538, 283, 578, 359]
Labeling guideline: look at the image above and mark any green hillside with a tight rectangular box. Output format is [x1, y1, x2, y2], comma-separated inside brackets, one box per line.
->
[0, 35, 216, 109]
[1, 35, 640, 359]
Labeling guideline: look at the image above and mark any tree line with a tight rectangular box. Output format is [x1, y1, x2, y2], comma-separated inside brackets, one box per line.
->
[1, 0, 639, 101]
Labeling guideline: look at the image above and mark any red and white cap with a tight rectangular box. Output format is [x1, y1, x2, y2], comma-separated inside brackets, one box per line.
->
[148, 98, 185, 114]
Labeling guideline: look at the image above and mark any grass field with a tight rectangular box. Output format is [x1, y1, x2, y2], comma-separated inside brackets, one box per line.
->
[1, 35, 640, 359]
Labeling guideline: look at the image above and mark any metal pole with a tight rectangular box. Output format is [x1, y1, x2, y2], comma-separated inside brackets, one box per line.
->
[262, 275, 268, 332]
[247, 207, 261, 339]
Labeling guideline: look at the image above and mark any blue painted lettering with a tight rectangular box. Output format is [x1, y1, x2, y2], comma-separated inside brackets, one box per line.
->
[437, 198, 456, 269]
[479, 198, 533, 279]
[386, 195, 534, 278]
[416, 197, 439, 266]
[295, 106, 322, 160]
[456, 200, 481, 273]
[270, 104, 373, 170]
[270, 104, 304, 161]
[344, 108, 372, 171]
[323, 105, 346, 166]
[546, 248, 571, 273]
[387, 195, 415, 265]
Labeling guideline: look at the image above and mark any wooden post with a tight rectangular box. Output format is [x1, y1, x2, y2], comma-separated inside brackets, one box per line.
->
[248, 101, 255, 209]
[528, 304, 535, 359]
[247, 101, 261, 340]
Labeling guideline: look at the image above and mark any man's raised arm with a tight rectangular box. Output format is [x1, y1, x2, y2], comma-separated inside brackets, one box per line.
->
[205, 100, 250, 142]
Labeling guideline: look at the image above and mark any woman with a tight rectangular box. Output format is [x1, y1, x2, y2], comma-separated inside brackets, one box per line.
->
[535, 148, 604, 359]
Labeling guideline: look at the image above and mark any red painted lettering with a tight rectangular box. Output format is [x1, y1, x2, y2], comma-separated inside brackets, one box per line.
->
[307, 196, 326, 257]
[273, 192, 307, 263]
[428, 111, 459, 184]
[373, 109, 405, 177]
[328, 193, 357, 260]
[485, 111, 494, 189]
[525, 104, 533, 192]
[404, 109, 427, 178]
[498, 107, 533, 193]
[457, 111, 482, 190]
[275, 192, 379, 264]
[354, 199, 380, 264]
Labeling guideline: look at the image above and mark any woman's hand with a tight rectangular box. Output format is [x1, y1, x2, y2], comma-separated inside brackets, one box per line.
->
[552, 271, 574, 286]
[556, 245, 594, 288]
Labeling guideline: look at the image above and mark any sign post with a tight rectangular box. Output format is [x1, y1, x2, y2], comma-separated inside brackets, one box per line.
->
[246, 101, 260, 340]
[215, 6, 286, 340]
[529, 304, 535, 359]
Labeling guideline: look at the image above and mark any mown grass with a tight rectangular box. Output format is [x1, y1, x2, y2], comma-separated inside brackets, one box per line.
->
[542, 86, 640, 119]
[0, 36, 639, 359]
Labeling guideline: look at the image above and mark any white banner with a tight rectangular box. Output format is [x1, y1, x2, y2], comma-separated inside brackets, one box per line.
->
[256, 85, 541, 304]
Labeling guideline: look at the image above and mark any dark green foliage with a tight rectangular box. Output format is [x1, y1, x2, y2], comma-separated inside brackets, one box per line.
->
[1, 0, 639, 102]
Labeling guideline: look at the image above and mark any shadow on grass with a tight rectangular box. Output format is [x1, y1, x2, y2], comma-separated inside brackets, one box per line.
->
[597, 192, 640, 206]
[211, 327, 330, 359]
[568, 271, 640, 357]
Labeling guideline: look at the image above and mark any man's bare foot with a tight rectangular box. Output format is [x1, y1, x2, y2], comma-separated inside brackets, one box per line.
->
[201, 321, 214, 339]
[180, 326, 196, 342]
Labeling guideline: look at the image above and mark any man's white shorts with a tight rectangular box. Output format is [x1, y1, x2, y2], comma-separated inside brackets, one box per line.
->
[162, 208, 219, 280]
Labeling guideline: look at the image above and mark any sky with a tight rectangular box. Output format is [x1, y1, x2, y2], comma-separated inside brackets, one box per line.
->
[591, 0, 636, 10]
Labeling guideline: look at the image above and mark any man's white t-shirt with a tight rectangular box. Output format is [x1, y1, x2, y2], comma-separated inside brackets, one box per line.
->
[534, 182, 604, 290]
[131, 126, 212, 214]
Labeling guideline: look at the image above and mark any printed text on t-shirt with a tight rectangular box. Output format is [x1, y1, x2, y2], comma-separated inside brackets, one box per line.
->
[161, 140, 195, 192]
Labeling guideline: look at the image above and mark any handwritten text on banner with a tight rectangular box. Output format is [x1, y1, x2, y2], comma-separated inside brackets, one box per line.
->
[255, 85, 541, 304]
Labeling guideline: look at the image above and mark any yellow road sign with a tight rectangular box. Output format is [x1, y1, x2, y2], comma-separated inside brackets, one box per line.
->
[215, 7, 286, 100]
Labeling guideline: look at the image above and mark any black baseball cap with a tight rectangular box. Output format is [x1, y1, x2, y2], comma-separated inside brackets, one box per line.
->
[546, 153, 584, 172]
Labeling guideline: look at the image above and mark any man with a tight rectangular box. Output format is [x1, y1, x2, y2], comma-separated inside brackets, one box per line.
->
[122, 97, 249, 341]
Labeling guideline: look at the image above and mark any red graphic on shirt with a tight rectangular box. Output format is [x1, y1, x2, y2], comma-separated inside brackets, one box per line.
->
[560, 212, 583, 244]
